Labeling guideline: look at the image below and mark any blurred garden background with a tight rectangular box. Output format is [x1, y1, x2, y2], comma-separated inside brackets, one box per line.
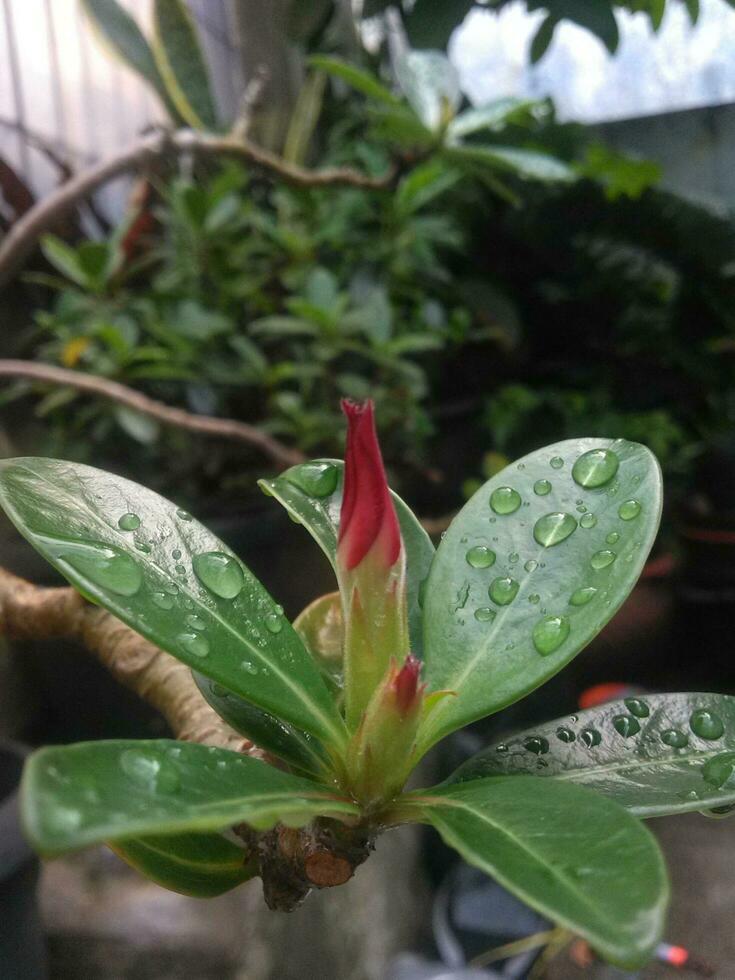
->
[3, 1, 735, 977]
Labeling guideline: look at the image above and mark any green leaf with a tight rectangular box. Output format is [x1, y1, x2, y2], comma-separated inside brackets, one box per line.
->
[395, 160, 461, 216]
[259, 460, 434, 656]
[395, 51, 462, 132]
[411, 776, 668, 968]
[80, 0, 180, 121]
[530, 14, 558, 63]
[308, 55, 400, 107]
[0, 458, 345, 746]
[114, 405, 161, 444]
[403, 0, 474, 49]
[293, 591, 344, 679]
[40, 236, 88, 288]
[193, 672, 330, 777]
[22, 739, 360, 856]
[684, 0, 700, 24]
[447, 98, 538, 141]
[152, 0, 217, 130]
[419, 438, 662, 750]
[111, 830, 256, 897]
[545, 0, 619, 53]
[448, 692, 735, 818]
[445, 144, 575, 182]
[647, 0, 666, 30]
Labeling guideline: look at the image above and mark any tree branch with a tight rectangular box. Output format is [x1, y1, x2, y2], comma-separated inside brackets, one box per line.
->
[0, 359, 305, 469]
[0, 566, 253, 752]
[0, 128, 397, 287]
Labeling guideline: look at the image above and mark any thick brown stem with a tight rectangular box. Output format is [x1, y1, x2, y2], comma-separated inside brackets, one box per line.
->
[0, 566, 252, 752]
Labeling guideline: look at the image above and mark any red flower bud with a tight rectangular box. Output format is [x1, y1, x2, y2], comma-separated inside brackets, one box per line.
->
[393, 654, 423, 718]
[338, 400, 401, 571]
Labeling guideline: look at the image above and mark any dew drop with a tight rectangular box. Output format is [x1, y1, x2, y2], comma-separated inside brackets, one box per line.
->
[690, 709, 725, 740]
[488, 577, 519, 605]
[490, 486, 522, 515]
[528, 593, 540, 604]
[135, 542, 151, 554]
[495, 743, 508, 753]
[176, 509, 193, 522]
[523, 736, 549, 755]
[192, 552, 245, 599]
[569, 586, 597, 606]
[533, 512, 577, 548]
[118, 513, 140, 531]
[175, 564, 187, 576]
[590, 550, 616, 570]
[172, 548, 182, 560]
[572, 448, 619, 488]
[474, 606, 496, 623]
[466, 545, 496, 569]
[178, 632, 210, 658]
[508, 552, 519, 564]
[579, 513, 597, 529]
[120, 748, 180, 794]
[186, 614, 207, 632]
[613, 714, 640, 738]
[534, 479, 552, 496]
[532, 614, 570, 656]
[661, 728, 689, 749]
[702, 753, 735, 789]
[48, 538, 143, 597]
[287, 461, 339, 498]
[556, 726, 575, 743]
[265, 612, 283, 634]
[619, 499, 642, 521]
[524, 559, 538, 573]
[151, 591, 174, 611]
[550, 456, 564, 469]
[211, 683, 229, 698]
[48, 805, 82, 834]
[606, 531, 620, 545]
[241, 660, 259, 675]
[624, 697, 650, 718]
[580, 728, 601, 748]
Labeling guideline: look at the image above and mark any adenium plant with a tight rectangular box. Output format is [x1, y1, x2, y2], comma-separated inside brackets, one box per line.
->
[3, 401, 735, 970]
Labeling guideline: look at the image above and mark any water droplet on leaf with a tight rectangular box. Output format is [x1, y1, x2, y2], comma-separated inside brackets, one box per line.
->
[178, 632, 210, 658]
[48, 539, 143, 597]
[661, 728, 688, 749]
[192, 552, 245, 599]
[523, 736, 549, 755]
[606, 531, 620, 545]
[466, 545, 496, 568]
[121, 748, 180, 793]
[287, 462, 339, 498]
[151, 591, 174, 610]
[702, 752, 735, 789]
[488, 577, 519, 605]
[613, 714, 640, 737]
[265, 612, 283, 634]
[624, 697, 650, 718]
[579, 513, 597, 529]
[619, 499, 642, 521]
[572, 448, 619, 488]
[474, 606, 496, 623]
[118, 513, 140, 531]
[532, 614, 570, 656]
[534, 479, 552, 496]
[580, 728, 601, 748]
[570, 586, 597, 606]
[690, 709, 725, 740]
[490, 486, 522, 515]
[590, 550, 616, 570]
[556, 726, 575, 743]
[524, 559, 538, 572]
[533, 512, 577, 547]
[176, 509, 192, 521]
[550, 456, 564, 469]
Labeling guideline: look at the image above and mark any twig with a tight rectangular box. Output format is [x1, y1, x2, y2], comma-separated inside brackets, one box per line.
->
[0, 128, 397, 287]
[0, 566, 252, 752]
[0, 359, 305, 469]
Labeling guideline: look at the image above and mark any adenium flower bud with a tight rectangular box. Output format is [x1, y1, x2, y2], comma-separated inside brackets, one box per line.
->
[337, 400, 410, 729]
[347, 654, 426, 804]
[338, 400, 401, 571]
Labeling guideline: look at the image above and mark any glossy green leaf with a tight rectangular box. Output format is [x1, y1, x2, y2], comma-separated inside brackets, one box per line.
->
[110, 830, 256, 897]
[419, 438, 661, 750]
[447, 98, 538, 141]
[308, 55, 400, 106]
[193, 672, 330, 778]
[547, 0, 619, 53]
[152, 0, 217, 129]
[448, 693, 735, 818]
[259, 459, 434, 656]
[684, 0, 700, 23]
[395, 51, 461, 131]
[0, 458, 345, 746]
[22, 739, 360, 856]
[411, 776, 668, 968]
[81, 0, 181, 121]
[445, 144, 575, 182]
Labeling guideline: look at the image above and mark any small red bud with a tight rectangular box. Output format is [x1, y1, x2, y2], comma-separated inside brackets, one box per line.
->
[393, 654, 422, 718]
